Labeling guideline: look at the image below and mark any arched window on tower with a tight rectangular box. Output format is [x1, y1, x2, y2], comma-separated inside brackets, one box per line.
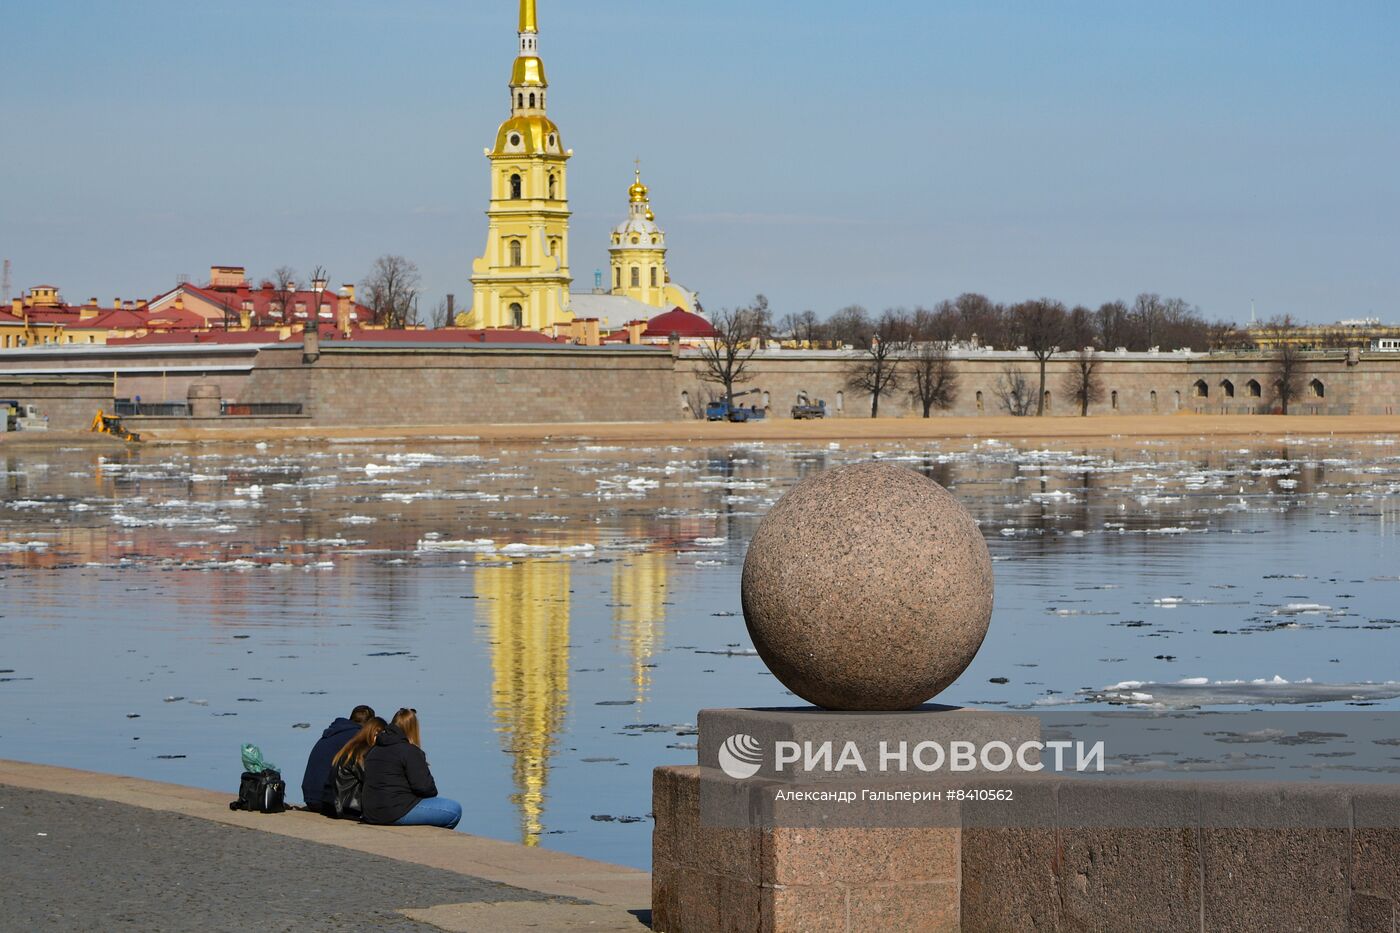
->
[630, 267, 640, 288]
[529, 92, 536, 108]
[650, 267, 658, 287]
[548, 175, 556, 199]
[517, 93, 523, 109]
[509, 303, 524, 328]
[509, 240, 523, 266]
[510, 174, 522, 199]
[614, 267, 621, 289]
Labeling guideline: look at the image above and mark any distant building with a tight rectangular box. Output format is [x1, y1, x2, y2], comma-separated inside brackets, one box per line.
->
[146, 266, 371, 332]
[2, 286, 150, 347]
[460, 1, 703, 338]
[465, 0, 574, 332]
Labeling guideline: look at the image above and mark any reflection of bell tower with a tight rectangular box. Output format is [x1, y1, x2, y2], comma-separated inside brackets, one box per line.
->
[477, 556, 571, 845]
[612, 552, 668, 704]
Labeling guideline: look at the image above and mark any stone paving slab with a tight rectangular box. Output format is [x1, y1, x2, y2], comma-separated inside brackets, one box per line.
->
[0, 784, 545, 932]
[0, 760, 652, 932]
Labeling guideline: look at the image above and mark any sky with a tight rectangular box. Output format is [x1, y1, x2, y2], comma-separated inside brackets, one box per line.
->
[3, 0, 1397, 324]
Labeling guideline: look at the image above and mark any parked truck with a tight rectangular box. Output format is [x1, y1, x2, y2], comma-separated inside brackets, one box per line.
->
[705, 389, 767, 422]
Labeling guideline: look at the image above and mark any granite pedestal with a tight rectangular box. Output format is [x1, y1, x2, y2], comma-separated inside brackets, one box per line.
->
[652, 707, 1040, 933]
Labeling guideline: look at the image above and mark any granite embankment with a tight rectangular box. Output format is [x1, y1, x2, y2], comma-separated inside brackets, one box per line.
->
[0, 760, 650, 933]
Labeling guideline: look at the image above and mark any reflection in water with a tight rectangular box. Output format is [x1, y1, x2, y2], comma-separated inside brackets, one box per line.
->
[479, 556, 571, 845]
[4, 437, 1400, 869]
[613, 551, 668, 705]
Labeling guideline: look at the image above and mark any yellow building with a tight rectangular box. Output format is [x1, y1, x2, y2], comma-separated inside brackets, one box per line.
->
[466, 0, 575, 331]
[608, 168, 695, 313]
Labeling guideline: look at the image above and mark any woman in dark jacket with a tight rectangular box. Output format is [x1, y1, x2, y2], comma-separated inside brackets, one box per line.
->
[362, 708, 462, 829]
[328, 716, 387, 819]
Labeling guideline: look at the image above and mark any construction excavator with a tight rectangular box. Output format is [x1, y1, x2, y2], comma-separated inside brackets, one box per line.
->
[90, 410, 141, 442]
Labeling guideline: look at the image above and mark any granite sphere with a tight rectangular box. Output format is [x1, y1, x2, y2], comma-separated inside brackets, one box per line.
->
[740, 461, 994, 711]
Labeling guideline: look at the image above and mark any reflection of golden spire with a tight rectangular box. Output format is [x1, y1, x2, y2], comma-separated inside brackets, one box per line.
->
[480, 556, 570, 845]
[519, 0, 537, 33]
[612, 552, 668, 704]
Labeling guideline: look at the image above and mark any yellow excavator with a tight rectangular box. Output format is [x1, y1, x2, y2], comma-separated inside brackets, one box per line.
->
[90, 410, 141, 442]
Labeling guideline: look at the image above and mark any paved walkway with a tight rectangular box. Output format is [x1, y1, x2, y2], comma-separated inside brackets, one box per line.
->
[0, 760, 651, 932]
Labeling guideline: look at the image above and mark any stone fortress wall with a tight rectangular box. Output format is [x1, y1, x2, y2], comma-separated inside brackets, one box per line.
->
[4, 343, 1400, 430]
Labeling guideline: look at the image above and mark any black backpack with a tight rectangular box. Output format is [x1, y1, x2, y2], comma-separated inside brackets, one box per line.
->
[331, 762, 365, 820]
[230, 769, 286, 813]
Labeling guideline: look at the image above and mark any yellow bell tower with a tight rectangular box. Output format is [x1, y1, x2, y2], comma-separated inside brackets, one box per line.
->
[466, 0, 574, 331]
[608, 165, 694, 312]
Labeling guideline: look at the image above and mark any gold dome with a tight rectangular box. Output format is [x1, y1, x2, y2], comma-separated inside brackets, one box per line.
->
[511, 55, 547, 87]
[493, 114, 565, 155]
[644, 208, 655, 221]
[629, 169, 649, 203]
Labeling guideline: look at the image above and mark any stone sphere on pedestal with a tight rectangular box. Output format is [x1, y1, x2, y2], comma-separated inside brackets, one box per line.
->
[740, 461, 994, 711]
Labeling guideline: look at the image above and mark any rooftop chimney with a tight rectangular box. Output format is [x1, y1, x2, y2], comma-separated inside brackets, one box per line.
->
[341, 284, 355, 303]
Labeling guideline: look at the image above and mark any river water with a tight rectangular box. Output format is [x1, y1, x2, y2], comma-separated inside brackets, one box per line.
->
[2, 434, 1398, 868]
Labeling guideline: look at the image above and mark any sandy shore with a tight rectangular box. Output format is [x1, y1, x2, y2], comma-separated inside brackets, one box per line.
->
[125, 414, 1400, 447]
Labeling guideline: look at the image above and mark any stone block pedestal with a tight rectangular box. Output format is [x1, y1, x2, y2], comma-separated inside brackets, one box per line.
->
[651, 707, 1040, 933]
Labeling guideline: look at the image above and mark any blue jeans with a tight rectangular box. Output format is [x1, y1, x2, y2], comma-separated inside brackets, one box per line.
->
[392, 796, 462, 830]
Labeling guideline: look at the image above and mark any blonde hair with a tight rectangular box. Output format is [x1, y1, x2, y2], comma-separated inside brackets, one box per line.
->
[332, 716, 387, 768]
[392, 708, 421, 747]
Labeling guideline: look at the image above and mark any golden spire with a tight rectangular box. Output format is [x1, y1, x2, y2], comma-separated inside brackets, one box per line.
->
[519, 0, 537, 33]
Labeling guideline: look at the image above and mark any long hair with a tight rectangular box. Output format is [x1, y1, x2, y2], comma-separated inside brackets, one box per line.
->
[392, 708, 420, 747]
[333, 716, 387, 768]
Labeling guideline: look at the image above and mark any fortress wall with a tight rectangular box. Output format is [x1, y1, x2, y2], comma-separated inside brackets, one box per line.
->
[679, 351, 1397, 419]
[0, 376, 115, 430]
[240, 345, 681, 425]
[6, 345, 1400, 429]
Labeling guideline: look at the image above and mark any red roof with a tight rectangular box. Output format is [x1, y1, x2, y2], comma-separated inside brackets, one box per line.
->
[107, 326, 570, 347]
[86, 308, 149, 329]
[150, 281, 373, 326]
[641, 307, 717, 339]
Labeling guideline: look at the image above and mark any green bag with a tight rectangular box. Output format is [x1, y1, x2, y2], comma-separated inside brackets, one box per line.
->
[241, 743, 278, 774]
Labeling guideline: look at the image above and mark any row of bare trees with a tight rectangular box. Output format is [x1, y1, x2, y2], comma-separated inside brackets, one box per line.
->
[776, 293, 1237, 355]
[696, 299, 1314, 418]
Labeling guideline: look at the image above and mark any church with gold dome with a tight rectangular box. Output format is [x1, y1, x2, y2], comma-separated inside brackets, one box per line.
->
[460, 0, 699, 335]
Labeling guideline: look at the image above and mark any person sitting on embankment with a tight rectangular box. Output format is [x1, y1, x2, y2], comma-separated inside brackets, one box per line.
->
[361, 708, 462, 830]
[300, 704, 375, 814]
[328, 716, 387, 820]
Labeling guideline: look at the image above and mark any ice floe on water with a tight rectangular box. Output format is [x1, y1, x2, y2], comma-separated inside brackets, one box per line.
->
[1065, 676, 1400, 708]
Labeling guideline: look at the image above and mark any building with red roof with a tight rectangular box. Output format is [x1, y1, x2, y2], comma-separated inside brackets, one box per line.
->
[145, 266, 373, 330]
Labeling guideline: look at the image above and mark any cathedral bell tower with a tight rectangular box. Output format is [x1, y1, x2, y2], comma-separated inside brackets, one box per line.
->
[466, 0, 574, 331]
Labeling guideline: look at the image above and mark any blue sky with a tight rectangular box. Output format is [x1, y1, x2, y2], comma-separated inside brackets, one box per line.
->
[4, 0, 1397, 323]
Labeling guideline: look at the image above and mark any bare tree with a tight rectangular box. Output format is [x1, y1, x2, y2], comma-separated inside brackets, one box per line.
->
[778, 309, 822, 346]
[1061, 348, 1103, 416]
[908, 342, 958, 417]
[1262, 315, 1304, 414]
[994, 366, 1034, 416]
[428, 298, 455, 329]
[1012, 298, 1067, 415]
[272, 266, 298, 325]
[362, 255, 420, 328]
[826, 305, 874, 348]
[696, 297, 766, 402]
[845, 310, 913, 418]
